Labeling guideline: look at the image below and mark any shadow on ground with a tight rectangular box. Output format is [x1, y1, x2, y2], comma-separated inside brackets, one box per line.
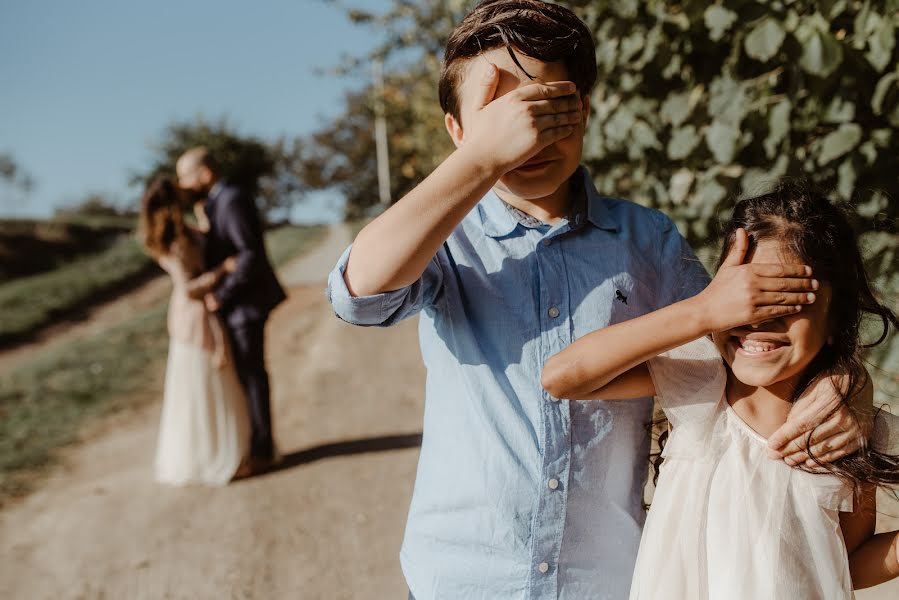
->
[249, 433, 423, 479]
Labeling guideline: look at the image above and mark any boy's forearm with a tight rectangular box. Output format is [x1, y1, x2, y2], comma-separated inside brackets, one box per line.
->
[849, 531, 899, 589]
[542, 296, 710, 399]
[344, 146, 503, 297]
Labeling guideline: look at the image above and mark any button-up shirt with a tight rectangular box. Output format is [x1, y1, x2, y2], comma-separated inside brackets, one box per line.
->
[326, 168, 709, 600]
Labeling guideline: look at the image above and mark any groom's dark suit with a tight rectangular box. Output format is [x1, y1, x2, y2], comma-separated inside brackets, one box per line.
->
[204, 181, 286, 460]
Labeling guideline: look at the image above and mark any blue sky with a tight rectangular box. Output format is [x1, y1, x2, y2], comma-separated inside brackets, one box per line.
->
[0, 0, 392, 222]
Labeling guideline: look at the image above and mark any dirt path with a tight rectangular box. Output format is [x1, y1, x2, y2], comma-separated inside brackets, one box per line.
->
[1, 226, 896, 599]
[0, 226, 426, 599]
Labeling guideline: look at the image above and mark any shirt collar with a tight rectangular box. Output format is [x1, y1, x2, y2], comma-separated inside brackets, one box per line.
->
[479, 166, 619, 238]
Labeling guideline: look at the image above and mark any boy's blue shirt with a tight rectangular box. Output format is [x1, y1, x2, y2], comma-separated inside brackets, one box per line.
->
[327, 167, 709, 600]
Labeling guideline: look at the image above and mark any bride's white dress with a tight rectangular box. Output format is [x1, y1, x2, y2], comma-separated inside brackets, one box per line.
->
[154, 237, 250, 486]
[629, 336, 898, 600]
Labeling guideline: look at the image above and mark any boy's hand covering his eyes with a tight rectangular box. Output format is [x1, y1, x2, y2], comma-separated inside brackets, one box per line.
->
[460, 62, 583, 175]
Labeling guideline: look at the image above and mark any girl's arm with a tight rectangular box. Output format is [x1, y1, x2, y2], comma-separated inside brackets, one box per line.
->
[541, 229, 816, 400]
[841, 486, 899, 589]
[541, 299, 705, 400]
[849, 531, 899, 589]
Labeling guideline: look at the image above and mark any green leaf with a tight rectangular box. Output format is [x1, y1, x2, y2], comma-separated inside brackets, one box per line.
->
[620, 30, 645, 64]
[872, 70, 899, 115]
[611, 0, 639, 19]
[745, 18, 787, 62]
[872, 128, 893, 147]
[667, 125, 701, 160]
[822, 0, 848, 21]
[859, 141, 878, 165]
[823, 97, 856, 123]
[816, 123, 862, 165]
[764, 100, 791, 158]
[856, 190, 888, 218]
[633, 25, 664, 70]
[630, 120, 661, 160]
[740, 156, 789, 196]
[693, 178, 727, 208]
[602, 106, 636, 148]
[784, 10, 800, 33]
[705, 120, 741, 163]
[799, 30, 844, 78]
[865, 14, 896, 72]
[708, 75, 748, 125]
[704, 6, 738, 42]
[669, 169, 695, 205]
[837, 159, 856, 201]
[660, 90, 692, 126]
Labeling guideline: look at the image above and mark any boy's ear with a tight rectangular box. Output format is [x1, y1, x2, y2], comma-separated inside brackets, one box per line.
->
[445, 113, 465, 148]
[580, 94, 591, 129]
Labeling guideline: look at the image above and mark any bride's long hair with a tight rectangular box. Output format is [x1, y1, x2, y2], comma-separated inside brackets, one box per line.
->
[139, 175, 187, 258]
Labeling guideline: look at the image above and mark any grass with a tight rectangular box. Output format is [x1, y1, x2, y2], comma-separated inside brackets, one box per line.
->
[0, 223, 328, 344]
[0, 224, 327, 503]
[0, 236, 154, 342]
[265, 223, 327, 266]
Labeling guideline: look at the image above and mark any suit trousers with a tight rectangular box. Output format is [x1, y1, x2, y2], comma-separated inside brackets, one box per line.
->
[226, 318, 274, 460]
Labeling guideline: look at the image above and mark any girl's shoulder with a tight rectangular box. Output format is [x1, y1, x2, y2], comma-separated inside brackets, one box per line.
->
[647, 336, 726, 427]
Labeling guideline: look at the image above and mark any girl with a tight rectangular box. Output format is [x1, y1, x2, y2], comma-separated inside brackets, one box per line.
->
[542, 181, 899, 598]
[140, 175, 250, 486]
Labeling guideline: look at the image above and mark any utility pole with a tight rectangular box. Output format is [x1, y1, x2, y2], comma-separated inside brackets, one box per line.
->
[373, 58, 391, 206]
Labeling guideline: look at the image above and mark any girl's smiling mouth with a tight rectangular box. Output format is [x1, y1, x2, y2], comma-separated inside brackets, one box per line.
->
[733, 334, 789, 357]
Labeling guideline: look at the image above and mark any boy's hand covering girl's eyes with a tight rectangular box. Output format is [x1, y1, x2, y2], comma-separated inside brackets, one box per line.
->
[766, 374, 871, 466]
[694, 228, 818, 333]
[461, 62, 583, 174]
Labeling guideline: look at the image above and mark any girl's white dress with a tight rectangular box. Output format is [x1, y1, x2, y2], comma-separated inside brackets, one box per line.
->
[629, 336, 899, 600]
[154, 236, 250, 486]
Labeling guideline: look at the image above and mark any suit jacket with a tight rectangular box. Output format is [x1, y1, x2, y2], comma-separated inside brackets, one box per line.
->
[203, 182, 287, 327]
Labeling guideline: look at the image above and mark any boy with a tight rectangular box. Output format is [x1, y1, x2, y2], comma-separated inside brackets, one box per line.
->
[327, 2, 861, 598]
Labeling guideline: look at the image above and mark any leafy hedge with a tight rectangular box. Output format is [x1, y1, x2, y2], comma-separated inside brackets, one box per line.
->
[570, 0, 897, 268]
[566, 0, 899, 400]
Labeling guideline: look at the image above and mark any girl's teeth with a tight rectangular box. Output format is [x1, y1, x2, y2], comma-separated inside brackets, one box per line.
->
[741, 340, 778, 353]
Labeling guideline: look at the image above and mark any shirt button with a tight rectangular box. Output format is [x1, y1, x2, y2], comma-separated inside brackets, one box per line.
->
[542, 238, 552, 247]
[538, 562, 550, 574]
[548, 306, 560, 318]
[548, 478, 559, 490]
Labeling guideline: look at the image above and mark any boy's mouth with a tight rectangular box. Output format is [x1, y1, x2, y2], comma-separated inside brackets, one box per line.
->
[514, 158, 555, 173]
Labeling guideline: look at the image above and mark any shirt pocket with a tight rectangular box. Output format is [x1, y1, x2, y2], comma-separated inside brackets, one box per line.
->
[607, 272, 655, 325]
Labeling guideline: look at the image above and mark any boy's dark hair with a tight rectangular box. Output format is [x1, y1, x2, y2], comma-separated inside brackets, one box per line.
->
[439, 0, 596, 122]
[718, 179, 899, 490]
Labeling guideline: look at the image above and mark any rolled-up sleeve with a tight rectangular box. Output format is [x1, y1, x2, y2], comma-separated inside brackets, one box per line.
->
[326, 245, 444, 327]
[656, 215, 710, 308]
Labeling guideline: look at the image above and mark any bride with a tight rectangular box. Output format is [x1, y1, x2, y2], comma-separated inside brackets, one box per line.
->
[140, 175, 250, 485]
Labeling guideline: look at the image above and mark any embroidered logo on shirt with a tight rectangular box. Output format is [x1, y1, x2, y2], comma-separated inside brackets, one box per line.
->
[615, 290, 628, 305]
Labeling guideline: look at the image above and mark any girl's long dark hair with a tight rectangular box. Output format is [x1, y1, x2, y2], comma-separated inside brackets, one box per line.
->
[139, 175, 185, 258]
[715, 180, 898, 491]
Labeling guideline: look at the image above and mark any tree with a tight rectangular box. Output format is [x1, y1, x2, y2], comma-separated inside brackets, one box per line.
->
[289, 61, 453, 220]
[136, 118, 290, 218]
[0, 153, 35, 201]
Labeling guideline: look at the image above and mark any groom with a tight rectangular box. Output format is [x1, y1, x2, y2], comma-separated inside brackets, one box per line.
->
[176, 147, 287, 471]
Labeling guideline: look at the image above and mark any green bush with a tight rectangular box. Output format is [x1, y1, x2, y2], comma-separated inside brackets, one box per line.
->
[0, 236, 154, 340]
